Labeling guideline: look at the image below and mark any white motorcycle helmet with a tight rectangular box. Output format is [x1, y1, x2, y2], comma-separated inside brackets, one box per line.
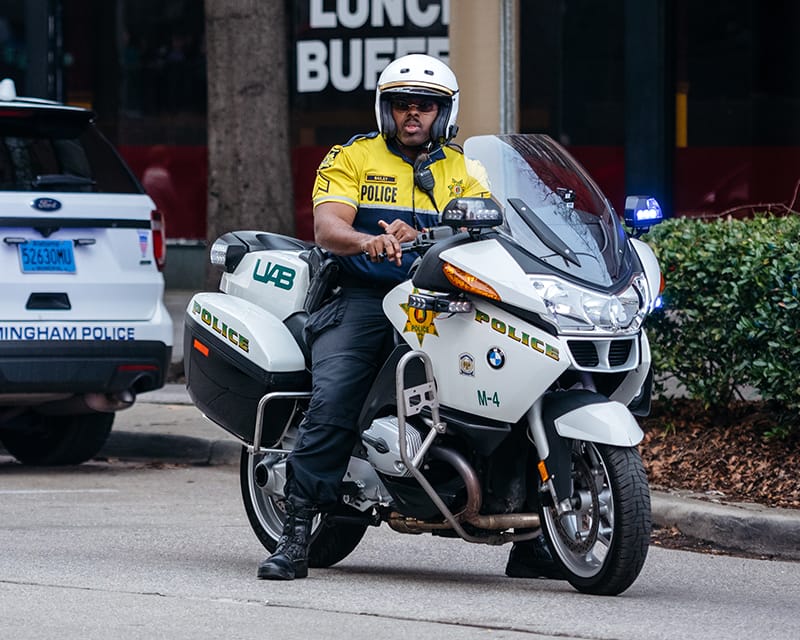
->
[375, 54, 459, 144]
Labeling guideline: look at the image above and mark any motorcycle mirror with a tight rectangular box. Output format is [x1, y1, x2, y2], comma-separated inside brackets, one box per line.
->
[440, 197, 503, 229]
[624, 196, 664, 231]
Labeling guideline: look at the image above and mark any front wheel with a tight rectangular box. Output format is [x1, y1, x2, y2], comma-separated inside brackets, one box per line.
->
[539, 442, 651, 596]
[239, 447, 368, 568]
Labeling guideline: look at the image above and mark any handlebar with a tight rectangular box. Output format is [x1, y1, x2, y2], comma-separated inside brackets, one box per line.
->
[363, 225, 456, 261]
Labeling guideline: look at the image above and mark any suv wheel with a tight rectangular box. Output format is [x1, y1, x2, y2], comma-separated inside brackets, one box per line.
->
[0, 412, 114, 466]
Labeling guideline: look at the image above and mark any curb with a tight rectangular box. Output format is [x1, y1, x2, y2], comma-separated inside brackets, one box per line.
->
[103, 430, 241, 467]
[651, 492, 800, 561]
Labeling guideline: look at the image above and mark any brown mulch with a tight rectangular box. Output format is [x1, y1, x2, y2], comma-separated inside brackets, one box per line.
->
[640, 399, 800, 510]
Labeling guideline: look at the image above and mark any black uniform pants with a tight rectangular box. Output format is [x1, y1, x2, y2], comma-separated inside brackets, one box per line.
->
[286, 287, 396, 509]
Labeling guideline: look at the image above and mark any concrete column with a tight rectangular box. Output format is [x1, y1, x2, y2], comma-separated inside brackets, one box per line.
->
[624, 0, 674, 215]
[449, 0, 518, 141]
[24, 0, 50, 98]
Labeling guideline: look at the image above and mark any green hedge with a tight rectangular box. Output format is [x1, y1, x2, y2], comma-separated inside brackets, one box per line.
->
[643, 215, 800, 429]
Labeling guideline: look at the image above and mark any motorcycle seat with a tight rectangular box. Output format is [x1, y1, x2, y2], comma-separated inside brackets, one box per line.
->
[284, 310, 311, 368]
[229, 230, 315, 252]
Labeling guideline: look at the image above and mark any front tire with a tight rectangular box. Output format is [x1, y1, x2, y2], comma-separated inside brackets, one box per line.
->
[240, 447, 368, 568]
[539, 442, 650, 596]
[0, 412, 114, 466]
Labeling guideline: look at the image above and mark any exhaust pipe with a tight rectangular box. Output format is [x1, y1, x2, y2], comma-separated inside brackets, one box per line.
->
[388, 512, 540, 533]
[388, 445, 541, 535]
[253, 457, 286, 497]
[254, 460, 270, 488]
[428, 446, 481, 520]
[85, 390, 135, 412]
[36, 389, 136, 415]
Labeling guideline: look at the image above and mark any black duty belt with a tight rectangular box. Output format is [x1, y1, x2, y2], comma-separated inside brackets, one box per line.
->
[339, 273, 397, 294]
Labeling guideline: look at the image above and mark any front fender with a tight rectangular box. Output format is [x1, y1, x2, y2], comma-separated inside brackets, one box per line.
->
[548, 390, 644, 446]
[531, 390, 643, 503]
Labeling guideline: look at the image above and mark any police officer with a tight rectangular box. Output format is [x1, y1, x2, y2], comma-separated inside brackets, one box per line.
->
[257, 54, 562, 582]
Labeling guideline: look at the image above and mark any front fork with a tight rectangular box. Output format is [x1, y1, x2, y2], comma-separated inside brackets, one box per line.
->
[527, 397, 575, 516]
[525, 387, 644, 515]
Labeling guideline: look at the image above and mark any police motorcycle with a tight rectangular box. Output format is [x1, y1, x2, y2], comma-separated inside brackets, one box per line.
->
[184, 133, 664, 595]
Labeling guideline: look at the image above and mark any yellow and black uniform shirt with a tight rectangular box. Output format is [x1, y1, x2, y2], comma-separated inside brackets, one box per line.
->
[312, 132, 490, 286]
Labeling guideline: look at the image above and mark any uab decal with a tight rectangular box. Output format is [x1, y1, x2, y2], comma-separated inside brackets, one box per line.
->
[253, 260, 295, 290]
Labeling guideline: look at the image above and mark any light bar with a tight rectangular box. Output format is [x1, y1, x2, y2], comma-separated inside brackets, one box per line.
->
[408, 292, 473, 314]
[624, 196, 664, 229]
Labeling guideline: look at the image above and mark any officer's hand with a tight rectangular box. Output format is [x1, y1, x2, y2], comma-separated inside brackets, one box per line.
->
[378, 219, 418, 243]
[361, 233, 403, 266]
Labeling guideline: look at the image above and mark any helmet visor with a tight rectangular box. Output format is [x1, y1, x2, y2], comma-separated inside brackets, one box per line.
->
[387, 95, 442, 113]
[378, 81, 455, 97]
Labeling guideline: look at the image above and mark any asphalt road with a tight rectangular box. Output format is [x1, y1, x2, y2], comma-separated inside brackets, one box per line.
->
[1, 460, 799, 640]
[103, 395, 800, 562]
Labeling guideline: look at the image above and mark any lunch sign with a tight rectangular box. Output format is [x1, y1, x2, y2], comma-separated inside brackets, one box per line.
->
[292, 0, 450, 98]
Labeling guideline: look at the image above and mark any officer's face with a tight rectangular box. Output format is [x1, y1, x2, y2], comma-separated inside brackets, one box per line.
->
[390, 96, 439, 148]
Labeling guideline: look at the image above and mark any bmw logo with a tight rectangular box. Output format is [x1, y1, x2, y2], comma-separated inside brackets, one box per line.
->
[487, 347, 505, 369]
[31, 197, 62, 212]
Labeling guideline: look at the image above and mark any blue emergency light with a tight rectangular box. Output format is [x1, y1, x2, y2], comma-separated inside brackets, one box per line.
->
[624, 196, 664, 230]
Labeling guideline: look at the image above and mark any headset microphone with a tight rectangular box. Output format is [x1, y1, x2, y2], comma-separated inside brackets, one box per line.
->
[414, 153, 434, 192]
[413, 152, 439, 214]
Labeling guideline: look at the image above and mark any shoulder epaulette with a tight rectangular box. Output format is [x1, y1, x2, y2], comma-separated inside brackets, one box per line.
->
[344, 131, 381, 146]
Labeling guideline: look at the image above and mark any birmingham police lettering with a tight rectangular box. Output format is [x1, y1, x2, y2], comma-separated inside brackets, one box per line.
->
[0, 325, 135, 340]
[191, 301, 250, 353]
[474, 309, 560, 361]
[252, 260, 296, 290]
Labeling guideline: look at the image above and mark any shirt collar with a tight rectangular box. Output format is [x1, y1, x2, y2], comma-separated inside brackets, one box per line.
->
[386, 138, 446, 165]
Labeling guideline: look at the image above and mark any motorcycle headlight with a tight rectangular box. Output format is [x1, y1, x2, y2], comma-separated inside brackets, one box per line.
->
[532, 275, 650, 335]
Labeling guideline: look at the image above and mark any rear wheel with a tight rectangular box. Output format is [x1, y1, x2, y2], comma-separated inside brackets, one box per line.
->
[0, 412, 114, 466]
[240, 447, 368, 568]
[539, 441, 651, 596]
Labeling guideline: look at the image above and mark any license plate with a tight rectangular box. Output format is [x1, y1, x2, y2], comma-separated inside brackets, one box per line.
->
[19, 240, 76, 273]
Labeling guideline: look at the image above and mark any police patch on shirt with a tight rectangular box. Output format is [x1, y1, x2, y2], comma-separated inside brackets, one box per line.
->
[319, 146, 342, 170]
[448, 178, 465, 198]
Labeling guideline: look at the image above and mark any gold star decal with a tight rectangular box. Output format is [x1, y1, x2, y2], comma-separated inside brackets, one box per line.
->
[400, 295, 439, 346]
[448, 178, 464, 198]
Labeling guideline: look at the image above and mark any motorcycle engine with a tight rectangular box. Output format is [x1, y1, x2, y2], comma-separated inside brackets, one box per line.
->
[362, 415, 466, 521]
[361, 416, 424, 477]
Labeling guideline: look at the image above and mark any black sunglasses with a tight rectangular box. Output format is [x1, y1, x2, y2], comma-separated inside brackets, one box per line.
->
[389, 98, 439, 113]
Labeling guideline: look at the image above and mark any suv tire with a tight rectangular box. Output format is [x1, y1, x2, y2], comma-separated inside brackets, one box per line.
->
[0, 412, 114, 466]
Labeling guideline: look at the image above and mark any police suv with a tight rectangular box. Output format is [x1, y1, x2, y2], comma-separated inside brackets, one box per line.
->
[0, 79, 172, 465]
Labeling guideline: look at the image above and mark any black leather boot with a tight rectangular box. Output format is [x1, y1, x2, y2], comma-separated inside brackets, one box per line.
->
[505, 534, 567, 580]
[257, 498, 317, 580]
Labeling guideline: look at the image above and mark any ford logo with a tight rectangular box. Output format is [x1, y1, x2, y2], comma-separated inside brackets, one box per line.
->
[31, 197, 62, 212]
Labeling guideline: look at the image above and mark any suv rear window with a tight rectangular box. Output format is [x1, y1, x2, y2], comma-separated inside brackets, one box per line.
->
[0, 107, 143, 194]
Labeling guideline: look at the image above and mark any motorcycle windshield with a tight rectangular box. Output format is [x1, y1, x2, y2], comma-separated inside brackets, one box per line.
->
[463, 134, 633, 288]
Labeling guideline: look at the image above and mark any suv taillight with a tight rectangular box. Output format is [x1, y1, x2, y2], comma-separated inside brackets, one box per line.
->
[151, 209, 166, 271]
